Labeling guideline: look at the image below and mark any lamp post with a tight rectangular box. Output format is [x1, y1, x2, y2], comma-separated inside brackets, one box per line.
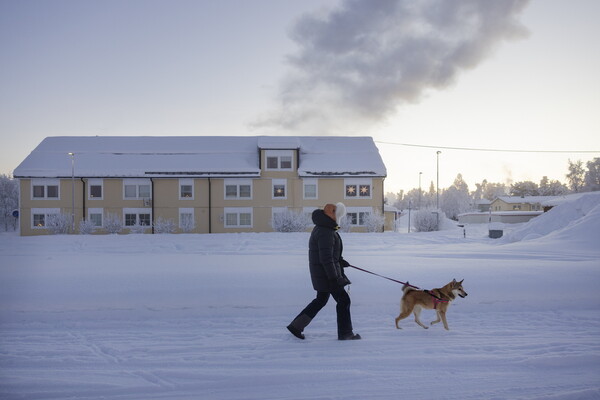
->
[418, 171, 422, 210]
[68, 152, 75, 233]
[436, 151, 441, 210]
[436, 151, 441, 227]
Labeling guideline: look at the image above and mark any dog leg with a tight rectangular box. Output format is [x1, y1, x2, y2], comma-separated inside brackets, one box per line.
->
[440, 311, 450, 330]
[430, 311, 441, 326]
[413, 306, 429, 329]
[394, 303, 412, 329]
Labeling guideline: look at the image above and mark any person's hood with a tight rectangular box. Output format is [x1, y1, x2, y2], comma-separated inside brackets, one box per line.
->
[312, 209, 338, 229]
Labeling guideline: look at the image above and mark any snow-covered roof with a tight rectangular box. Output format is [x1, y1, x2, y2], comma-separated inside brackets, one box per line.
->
[14, 136, 387, 178]
[494, 196, 557, 204]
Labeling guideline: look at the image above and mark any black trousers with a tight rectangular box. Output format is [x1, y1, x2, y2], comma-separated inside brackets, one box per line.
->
[297, 286, 353, 337]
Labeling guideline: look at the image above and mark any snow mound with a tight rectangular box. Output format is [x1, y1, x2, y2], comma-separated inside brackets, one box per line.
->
[502, 192, 600, 250]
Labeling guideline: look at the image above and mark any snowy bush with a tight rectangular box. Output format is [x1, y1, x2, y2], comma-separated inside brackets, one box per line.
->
[104, 213, 123, 234]
[272, 210, 311, 232]
[46, 213, 72, 234]
[363, 212, 385, 233]
[154, 217, 177, 234]
[78, 219, 96, 235]
[413, 210, 440, 232]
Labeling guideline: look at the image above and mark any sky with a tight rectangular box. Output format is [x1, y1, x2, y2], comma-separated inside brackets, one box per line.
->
[1, 0, 599, 194]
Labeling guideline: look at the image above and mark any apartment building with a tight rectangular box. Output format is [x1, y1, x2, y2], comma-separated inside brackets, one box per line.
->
[14, 136, 387, 235]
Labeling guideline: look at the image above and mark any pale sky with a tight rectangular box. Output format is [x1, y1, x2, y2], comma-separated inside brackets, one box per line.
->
[1, 0, 598, 194]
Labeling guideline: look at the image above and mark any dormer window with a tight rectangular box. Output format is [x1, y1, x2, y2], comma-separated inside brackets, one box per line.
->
[265, 150, 294, 171]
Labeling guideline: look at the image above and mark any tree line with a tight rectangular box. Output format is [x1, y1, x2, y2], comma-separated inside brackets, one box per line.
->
[386, 157, 600, 220]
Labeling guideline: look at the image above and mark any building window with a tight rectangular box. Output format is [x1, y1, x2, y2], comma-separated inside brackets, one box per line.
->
[224, 207, 253, 228]
[344, 179, 372, 199]
[123, 208, 152, 227]
[179, 179, 194, 199]
[303, 179, 318, 199]
[265, 150, 294, 170]
[179, 208, 195, 231]
[123, 179, 151, 200]
[88, 179, 103, 200]
[272, 179, 287, 199]
[224, 179, 252, 199]
[88, 208, 103, 227]
[32, 179, 60, 199]
[31, 208, 60, 229]
[345, 207, 373, 226]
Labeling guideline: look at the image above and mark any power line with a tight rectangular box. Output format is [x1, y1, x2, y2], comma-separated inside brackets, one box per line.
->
[374, 141, 600, 154]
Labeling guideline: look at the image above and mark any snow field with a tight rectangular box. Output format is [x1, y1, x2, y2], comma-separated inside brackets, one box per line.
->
[1, 193, 599, 399]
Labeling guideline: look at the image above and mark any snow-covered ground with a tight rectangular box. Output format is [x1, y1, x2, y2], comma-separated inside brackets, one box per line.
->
[1, 193, 600, 400]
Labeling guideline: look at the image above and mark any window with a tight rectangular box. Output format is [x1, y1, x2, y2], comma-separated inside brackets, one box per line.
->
[31, 208, 60, 229]
[179, 179, 194, 199]
[88, 208, 103, 227]
[224, 207, 253, 228]
[272, 179, 287, 199]
[303, 179, 318, 199]
[88, 179, 103, 200]
[344, 179, 372, 199]
[123, 179, 151, 199]
[123, 208, 152, 227]
[32, 179, 60, 199]
[179, 208, 195, 231]
[265, 150, 294, 170]
[224, 179, 252, 199]
[345, 207, 373, 226]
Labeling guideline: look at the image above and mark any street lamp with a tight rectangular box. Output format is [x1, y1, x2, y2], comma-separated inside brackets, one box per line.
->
[418, 172, 422, 210]
[436, 151, 441, 227]
[436, 151, 441, 210]
[68, 152, 75, 233]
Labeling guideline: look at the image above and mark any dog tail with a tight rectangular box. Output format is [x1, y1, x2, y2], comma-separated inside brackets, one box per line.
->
[402, 282, 413, 293]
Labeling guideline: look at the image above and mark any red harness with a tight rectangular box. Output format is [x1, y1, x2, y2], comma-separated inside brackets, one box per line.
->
[424, 290, 449, 309]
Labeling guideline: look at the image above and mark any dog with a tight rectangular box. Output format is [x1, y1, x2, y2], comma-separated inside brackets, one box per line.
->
[395, 279, 467, 331]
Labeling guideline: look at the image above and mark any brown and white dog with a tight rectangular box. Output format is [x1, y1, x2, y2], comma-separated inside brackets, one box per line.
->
[395, 279, 467, 331]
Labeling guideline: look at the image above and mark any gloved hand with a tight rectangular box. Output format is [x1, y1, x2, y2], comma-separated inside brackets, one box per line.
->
[339, 258, 350, 268]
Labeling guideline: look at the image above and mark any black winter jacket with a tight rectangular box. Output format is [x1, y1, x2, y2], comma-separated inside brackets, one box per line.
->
[308, 209, 350, 291]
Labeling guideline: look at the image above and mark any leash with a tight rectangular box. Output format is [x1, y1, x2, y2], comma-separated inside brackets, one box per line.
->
[348, 265, 420, 289]
[348, 265, 449, 304]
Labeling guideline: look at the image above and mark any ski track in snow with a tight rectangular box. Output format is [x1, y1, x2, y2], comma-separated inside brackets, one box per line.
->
[1, 197, 600, 400]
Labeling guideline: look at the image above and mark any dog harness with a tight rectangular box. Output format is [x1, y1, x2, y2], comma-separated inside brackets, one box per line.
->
[424, 290, 449, 309]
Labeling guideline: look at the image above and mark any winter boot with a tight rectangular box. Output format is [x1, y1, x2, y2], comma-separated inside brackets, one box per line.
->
[287, 314, 312, 340]
[338, 332, 361, 340]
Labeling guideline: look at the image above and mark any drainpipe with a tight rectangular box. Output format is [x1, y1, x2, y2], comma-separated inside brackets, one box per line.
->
[150, 178, 155, 234]
[80, 178, 86, 221]
[208, 177, 212, 233]
[381, 177, 385, 233]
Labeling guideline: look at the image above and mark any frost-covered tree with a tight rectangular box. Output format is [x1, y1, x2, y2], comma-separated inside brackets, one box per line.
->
[584, 157, 600, 192]
[104, 213, 123, 234]
[538, 176, 568, 196]
[509, 181, 539, 197]
[440, 174, 472, 220]
[0, 174, 18, 231]
[78, 219, 96, 234]
[46, 213, 72, 234]
[154, 217, 177, 234]
[566, 159, 585, 193]
[363, 212, 385, 233]
[272, 210, 311, 232]
[413, 210, 439, 232]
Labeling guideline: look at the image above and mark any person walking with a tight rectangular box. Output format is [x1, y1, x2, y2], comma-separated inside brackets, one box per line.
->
[287, 202, 361, 340]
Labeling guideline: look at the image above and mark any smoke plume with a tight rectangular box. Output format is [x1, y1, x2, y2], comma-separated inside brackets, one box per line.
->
[255, 0, 530, 133]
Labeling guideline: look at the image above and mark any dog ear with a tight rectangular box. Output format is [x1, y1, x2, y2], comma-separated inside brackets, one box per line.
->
[459, 279, 464, 284]
[452, 278, 456, 283]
